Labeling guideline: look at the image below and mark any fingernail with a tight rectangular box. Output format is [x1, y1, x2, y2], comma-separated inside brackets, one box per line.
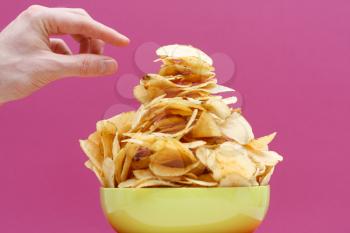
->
[120, 35, 130, 44]
[102, 59, 118, 74]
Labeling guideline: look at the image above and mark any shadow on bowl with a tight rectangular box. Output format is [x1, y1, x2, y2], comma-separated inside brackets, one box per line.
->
[100, 186, 269, 233]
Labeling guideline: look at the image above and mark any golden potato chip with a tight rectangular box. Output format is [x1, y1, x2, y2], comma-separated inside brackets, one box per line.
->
[136, 179, 179, 188]
[108, 111, 136, 134]
[195, 146, 211, 166]
[182, 140, 206, 149]
[222, 96, 238, 105]
[220, 112, 254, 145]
[258, 166, 275, 186]
[114, 148, 126, 184]
[248, 150, 283, 166]
[156, 44, 213, 65]
[185, 173, 198, 179]
[203, 98, 231, 119]
[215, 142, 256, 178]
[198, 173, 216, 183]
[130, 147, 152, 170]
[248, 132, 276, 151]
[87, 131, 101, 145]
[101, 131, 114, 159]
[208, 85, 235, 94]
[134, 85, 153, 104]
[120, 143, 140, 182]
[102, 157, 115, 188]
[185, 177, 217, 187]
[191, 111, 222, 138]
[118, 178, 139, 188]
[112, 131, 120, 160]
[80, 139, 103, 171]
[149, 161, 200, 177]
[96, 120, 116, 135]
[133, 169, 155, 180]
[84, 161, 104, 186]
[219, 173, 258, 187]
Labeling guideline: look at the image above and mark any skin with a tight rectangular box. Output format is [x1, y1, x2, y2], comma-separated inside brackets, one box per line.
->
[0, 5, 130, 105]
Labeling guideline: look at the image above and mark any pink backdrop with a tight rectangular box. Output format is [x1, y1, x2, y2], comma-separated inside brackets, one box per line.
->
[1, 0, 349, 232]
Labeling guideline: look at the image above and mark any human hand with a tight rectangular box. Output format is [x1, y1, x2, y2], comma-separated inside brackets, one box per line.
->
[0, 5, 129, 105]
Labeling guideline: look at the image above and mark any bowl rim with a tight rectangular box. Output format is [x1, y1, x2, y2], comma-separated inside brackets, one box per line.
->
[100, 185, 270, 190]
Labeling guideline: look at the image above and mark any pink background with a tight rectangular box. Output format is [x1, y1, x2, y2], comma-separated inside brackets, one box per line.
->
[0, 0, 349, 232]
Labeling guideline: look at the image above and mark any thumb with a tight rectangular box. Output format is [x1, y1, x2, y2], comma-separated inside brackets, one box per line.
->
[54, 54, 118, 78]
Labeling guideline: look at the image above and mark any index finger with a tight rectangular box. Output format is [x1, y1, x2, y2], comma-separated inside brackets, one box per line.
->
[42, 9, 130, 46]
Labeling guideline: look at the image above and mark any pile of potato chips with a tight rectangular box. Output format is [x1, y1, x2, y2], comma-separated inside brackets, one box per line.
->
[80, 44, 283, 188]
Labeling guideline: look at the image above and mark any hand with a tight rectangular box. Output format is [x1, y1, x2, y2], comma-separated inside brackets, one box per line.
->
[0, 5, 129, 105]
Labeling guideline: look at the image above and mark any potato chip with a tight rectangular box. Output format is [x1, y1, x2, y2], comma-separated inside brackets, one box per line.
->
[182, 140, 206, 149]
[87, 132, 101, 146]
[133, 169, 155, 180]
[219, 173, 258, 187]
[118, 178, 139, 188]
[159, 57, 215, 83]
[156, 44, 213, 65]
[114, 148, 126, 184]
[136, 179, 179, 188]
[101, 131, 114, 159]
[120, 143, 140, 181]
[248, 132, 276, 151]
[258, 166, 275, 185]
[96, 120, 116, 135]
[80, 139, 103, 171]
[203, 98, 231, 119]
[130, 147, 152, 170]
[248, 150, 283, 166]
[84, 161, 104, 186]
[185, 177, 218, 187]
[220, 112, 254, 145]
[191, 111, 222, 138]
[112, 131, 120, 160]
[108, 111, 136, 134]
[102, 157, 115, 188]
[222, 96, 238, 105]
[208, 85, 235, 94]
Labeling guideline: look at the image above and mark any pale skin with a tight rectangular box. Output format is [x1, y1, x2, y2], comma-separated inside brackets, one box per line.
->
[0, 5, 130, 105]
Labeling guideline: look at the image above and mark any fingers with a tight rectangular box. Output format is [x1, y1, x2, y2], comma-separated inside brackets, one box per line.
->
[35, 7, 130, 46]
[73, 35, 105, 54]
[52, 54, 118, 78]
[49, 38, 72, 55]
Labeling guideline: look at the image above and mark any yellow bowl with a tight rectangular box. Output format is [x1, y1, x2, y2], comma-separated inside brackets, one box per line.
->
[100, 186, 269, 233]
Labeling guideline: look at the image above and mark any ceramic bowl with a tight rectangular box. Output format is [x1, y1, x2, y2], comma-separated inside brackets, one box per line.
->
[100, 186, 269, 233]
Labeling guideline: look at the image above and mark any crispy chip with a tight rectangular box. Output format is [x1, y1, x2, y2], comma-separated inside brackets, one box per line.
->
[136, 179, 179, 188]
[84, 161, 104, 186]
[112, 131, 120, 160]
[191, 111, 222, 138]
[204, 98, 231, 119]
[248, 132, 276, 151]
[118, 178, 139, 188]
[101, 131, 114, 159]
[182, 140, 206, 149]
[258, 166, 275, 185]
[156, 44, 213, 65]
[80, 139, 103, 171]
[220, 112, 254, 145]
[102, 158, 115, 188]
[133, 169, 155, 180]
[185, 177, 217, 187]
[219, 173, 258, 187]
[114, 148, 126, 184]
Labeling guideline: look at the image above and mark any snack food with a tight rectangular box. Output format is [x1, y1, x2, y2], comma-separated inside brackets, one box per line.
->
[80, 44, 283, 188]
